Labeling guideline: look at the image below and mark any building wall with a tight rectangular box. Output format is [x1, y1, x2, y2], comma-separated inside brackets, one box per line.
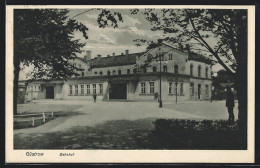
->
[90, 64, 135, 76]
[186, 60, 212, 79]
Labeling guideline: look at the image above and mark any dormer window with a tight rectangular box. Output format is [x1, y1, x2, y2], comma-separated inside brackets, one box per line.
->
[174, 64, 179, 74]
[169, 54, 173, 60]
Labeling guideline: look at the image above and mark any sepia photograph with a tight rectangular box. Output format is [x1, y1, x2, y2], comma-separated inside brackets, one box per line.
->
[5, 5, 255, 163]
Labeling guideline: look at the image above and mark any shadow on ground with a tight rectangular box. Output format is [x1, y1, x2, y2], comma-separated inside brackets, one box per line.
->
[14, 118, 246, 150]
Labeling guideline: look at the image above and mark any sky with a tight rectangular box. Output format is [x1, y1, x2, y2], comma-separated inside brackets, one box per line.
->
[19, 8, 223, 80]
[68, 9, 164, 58]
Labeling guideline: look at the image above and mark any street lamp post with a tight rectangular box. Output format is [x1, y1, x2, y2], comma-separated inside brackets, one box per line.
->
[159, 53, 163, 108]
[175, 82, 178, 104]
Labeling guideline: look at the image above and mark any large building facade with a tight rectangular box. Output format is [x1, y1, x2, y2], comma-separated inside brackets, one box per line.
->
[25, 43, 214, 102]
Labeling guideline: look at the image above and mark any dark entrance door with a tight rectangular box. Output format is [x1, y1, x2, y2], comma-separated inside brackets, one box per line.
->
[109, 83, 127, 99]
[198, 84, 201, 99]
[46, 86, 54, 99]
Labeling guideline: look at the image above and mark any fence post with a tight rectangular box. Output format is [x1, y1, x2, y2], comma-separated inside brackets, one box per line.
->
[32, 117, 35, 127]
[42, 112, 46, 123]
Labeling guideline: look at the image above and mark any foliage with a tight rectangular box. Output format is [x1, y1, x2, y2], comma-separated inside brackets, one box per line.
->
[131, 9, 247, 75]
[14, 9, 88, 79]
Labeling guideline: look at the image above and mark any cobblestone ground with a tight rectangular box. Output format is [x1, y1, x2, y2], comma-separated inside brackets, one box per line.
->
[14, 100, 240, 149]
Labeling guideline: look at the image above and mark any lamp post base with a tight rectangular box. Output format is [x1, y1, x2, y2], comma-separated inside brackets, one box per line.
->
[159, 100, 163, 108]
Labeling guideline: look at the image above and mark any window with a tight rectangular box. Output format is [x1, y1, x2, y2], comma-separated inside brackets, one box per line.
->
[80, 84, 84, 95]
[198, 65, 201, 77]
[156, 54, 160, 61]
[190, 83, 194, 96]
[127, 69, 131, 74]
[38, 86, 41, 90]
[190, 64, 193, 76]
[141, 82, 146, 94]
[148, 54, 152, 61]
[153, 66, 157, 72]
[169, 82, 172, 94]
[174, 64, 179, 74]
[69, 85, 73, 95]
[94, 71, 97, 75]
[93, 84, 96, 94]
[100, 71, 103, 75]
[133, 68, 137, 74]
[34, 86, 36, 90]
[150, 82, 154, 94]
[118, 69, 121, 75]
[75, 85, 78, 95]
[143, 66, 147, 73]
[180, 83, 184, 95]
[86, 84, 90, 95]
[205, 85, 209, 96]
[163, 65, 167, 72]
[205, 67, 208, 78]
[107, 71, 110, 75]
[174, 83, 178, 94]
[169, 54, 173, 60]
[99, 84, 103, 94]
[113, 70, 116, 75]
[81, 72, 84, 77]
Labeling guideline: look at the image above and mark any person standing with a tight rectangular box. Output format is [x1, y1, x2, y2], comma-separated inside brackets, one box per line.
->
[226, 87, 235, 122]
[93, 93, 97, 103]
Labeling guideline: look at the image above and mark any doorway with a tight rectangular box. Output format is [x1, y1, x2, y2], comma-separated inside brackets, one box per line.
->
[46, 86, 54, 99]
[198, 84, 201, 99]
[109, 83, 127, 99]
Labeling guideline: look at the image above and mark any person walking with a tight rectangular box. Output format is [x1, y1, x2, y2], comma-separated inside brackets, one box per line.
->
[226, 86, 235, 122]
[93, 93, 97, 103]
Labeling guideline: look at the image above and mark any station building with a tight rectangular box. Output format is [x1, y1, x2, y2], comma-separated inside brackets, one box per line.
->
[25, 43, 214, 102]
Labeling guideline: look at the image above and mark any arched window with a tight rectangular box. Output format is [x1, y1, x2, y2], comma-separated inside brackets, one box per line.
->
[99, 71, 103, 75]
[190, 64, 193, 76]
[118, 69, 121, 75]
[133, 68, 137, 74]
[163, 65, 167, 72]
[127, 69, 131, 74]
[174, 64, 179, 74]
[113, 70, 116, 75]
[198, 65, 201, 77]
[205, 67, 208, 78]
[153, 66, 157, 72]
[107, 71, 110, 75]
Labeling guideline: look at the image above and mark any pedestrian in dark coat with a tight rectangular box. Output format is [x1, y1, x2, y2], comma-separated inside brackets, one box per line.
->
[226, 87, 235, 122]
[93, 93, 97, 103]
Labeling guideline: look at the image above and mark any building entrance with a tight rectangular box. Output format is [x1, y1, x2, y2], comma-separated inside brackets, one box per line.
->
[198, 84, 201, 99]
[46, 86, 54, 99]
[109, 83, 127, 99]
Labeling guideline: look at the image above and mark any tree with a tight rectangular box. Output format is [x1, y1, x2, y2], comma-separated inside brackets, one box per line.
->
[131, 9, 247, 131]
[13, 9, 123, 115]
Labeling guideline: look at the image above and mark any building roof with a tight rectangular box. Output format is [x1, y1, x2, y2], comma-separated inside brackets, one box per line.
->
[188, 51, 214, 64]
[90, 52, 145, 68]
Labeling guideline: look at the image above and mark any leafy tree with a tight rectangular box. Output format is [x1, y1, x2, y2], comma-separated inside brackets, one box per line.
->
[13, 9, 123, 114]
[131, 9, 247, 131]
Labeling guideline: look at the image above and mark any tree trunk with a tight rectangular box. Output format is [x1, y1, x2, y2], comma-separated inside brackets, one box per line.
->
[13, 58, 20, 115]
[234, 13, 248, 148]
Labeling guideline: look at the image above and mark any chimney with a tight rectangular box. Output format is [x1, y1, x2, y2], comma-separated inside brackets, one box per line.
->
[121, 53, 124, 56]
[107, 55, 110, 57]
[125, 50, 129, 60]
[112, 53, 115, 56]
[85, 50, 91, 61]
[97, 54, 101, 61]
[178, 43, 183, 50]
[185, 44, 190, 53]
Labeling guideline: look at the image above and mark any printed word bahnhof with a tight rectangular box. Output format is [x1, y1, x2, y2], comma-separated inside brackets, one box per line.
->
[25, 43, 214, 102]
